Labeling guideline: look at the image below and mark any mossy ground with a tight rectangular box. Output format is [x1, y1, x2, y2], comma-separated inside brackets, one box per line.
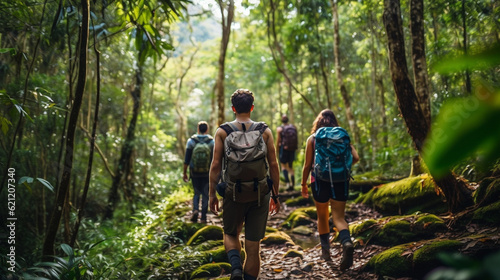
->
[349, 213, 446, 246]
[366, 239, 462, 278]
[355, 175, 447, 215]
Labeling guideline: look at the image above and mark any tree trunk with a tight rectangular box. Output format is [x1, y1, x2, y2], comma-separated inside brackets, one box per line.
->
[105, 59, 143, 219]
[383, 0, 473, 213]
[410, 0, 431, 126]
[215, 0, 234, 126]
[43, 0, 89, 257]
[462, 0, 472, 95]
[70, 38, 101, 247]
[331, 0, 365, 170]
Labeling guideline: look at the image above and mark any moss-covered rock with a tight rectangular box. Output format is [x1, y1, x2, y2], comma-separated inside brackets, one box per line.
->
[187, 225, 224, 246]
[190, 262, 231, 279]
[366, 239, 463, 278]
[355, 175, 447, 215]
[266, 226, 279, 233]
[194, 240, 224, 252]
[413, 239, 462, 278]
[350, 214, 446, 246]
[284, 196, 314, 206]
[377, 219, 414, 245]
[203, 246, 227, 263]
[281, 207, 317, 229]
[261, 231, 295, 246]
[350, 219, 377, 243]
[472, 200, 500, 225]
[284, 249, 304, 259]
[366, 245, 411, 278]
[292, 225, 313, 236]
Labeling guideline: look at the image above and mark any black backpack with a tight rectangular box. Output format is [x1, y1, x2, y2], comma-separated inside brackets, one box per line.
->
[281, 124, 298, 151]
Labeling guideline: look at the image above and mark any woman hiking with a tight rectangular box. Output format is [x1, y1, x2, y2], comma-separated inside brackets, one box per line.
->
[300, 109, 360, 270]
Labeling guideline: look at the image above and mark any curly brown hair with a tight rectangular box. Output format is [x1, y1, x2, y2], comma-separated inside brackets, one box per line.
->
[231, 89, 254, 113]
[311, 109, 339, 134]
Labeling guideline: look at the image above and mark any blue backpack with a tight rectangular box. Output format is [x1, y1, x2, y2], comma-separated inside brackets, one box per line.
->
[314, 126, 353, 198]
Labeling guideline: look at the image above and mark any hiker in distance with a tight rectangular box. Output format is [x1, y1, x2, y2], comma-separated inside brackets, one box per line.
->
[275, 114, 298, 191]
[300, 109, 360, 270]
[183, 121, 214, 224]
[209, 89, 281, 280]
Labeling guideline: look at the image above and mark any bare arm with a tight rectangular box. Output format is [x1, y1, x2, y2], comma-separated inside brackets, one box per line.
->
[301, 136, 314, 198]
[264, 128, 281, 214]
[209, 128, 226, 215]
[275, 126, 282, 152]
[351, 144, 360, 165]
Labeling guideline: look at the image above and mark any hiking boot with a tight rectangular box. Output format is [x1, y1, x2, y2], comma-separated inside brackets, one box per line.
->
[340, 241, 354, 270]
[230, 268, 243, 280]
[320, 247, 331, 261]
[200, 219, 207, 224]
[190, 210, 198, 223]
[287, 185, 294, 191]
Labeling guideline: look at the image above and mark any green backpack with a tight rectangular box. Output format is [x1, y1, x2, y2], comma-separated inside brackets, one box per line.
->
[191, 136, 212, 173]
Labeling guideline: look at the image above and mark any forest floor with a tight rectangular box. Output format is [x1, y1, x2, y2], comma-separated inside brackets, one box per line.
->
[183, 188, 390, 279]
[182, 186, 500, 279]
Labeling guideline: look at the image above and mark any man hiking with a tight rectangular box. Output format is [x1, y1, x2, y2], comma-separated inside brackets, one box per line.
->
[183, 121, 214, 223]
[209, 89, 280, 280]
[276, 114, 298, 191]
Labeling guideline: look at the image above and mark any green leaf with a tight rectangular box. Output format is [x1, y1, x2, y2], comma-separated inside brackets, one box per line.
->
[19, 176, 34, 184]
[0, 48, 16, 55]
[0, 116, 12, 135]
[36, 178, 55, 192]
[423, 89, 500, 177]
[61, 244, 74, 257]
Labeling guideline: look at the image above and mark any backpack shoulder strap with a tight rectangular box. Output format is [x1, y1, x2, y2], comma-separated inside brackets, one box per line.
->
[219, 122, 235, 135]
[249, 121, 268, 134]
[191, 135, 200, 143]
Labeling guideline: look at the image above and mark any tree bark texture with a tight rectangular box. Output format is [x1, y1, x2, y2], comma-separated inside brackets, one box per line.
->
[70, 38, 101, 247]
[383, 0, 473, 213]
[410, 0, 431, 127]
[215, 0, 234, 126]
[43, 0, 89, 258]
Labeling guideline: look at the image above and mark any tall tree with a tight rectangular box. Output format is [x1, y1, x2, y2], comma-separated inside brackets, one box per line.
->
[215, 0, 234, 126]
[383, 0, 473, 213]
[330, 0, 365, 170]
[43, 0, 90, 257]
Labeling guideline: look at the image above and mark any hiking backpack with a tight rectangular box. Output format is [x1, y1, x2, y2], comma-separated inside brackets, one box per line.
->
[191, 135, 212, 173]
[281, 124, 298, 151]
[220, 122, 270, 204]
[314, 126, 353, 198]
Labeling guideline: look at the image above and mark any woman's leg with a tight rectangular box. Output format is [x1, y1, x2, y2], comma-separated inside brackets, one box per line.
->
[330, 199, 353, 270]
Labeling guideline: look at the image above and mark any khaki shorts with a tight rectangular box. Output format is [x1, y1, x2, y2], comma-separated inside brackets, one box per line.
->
[222, 192, 270, 241]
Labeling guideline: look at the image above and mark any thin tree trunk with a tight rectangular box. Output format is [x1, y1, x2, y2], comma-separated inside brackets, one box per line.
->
[215, 0, 234, 126]
[70, 33, 101, 247]
[43, 0, 89, 257]
[410, 0, 431, 126]
[331, 0, 365, 170]
[105, 56, 143, 219]
[383, 0, 473, 213]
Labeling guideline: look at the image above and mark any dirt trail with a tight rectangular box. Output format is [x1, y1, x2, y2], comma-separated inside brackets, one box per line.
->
[188, 189, 387, 279]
